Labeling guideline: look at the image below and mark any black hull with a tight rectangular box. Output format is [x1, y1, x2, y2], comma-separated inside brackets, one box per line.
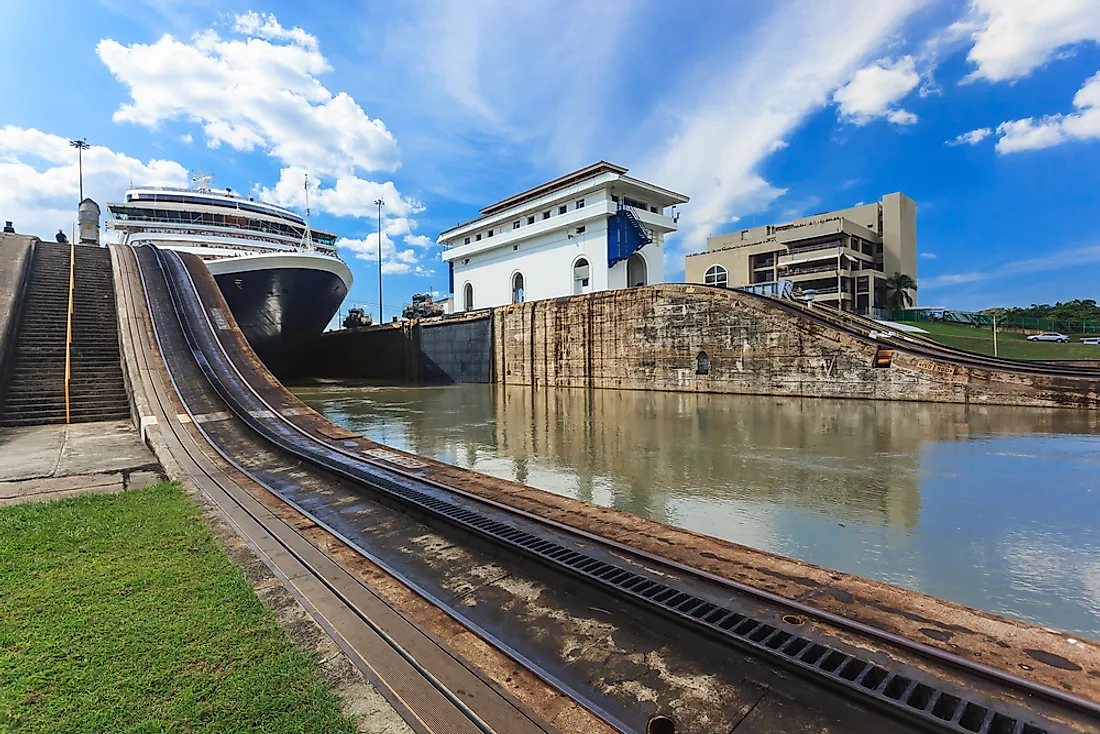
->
[213, 267, 348, 376]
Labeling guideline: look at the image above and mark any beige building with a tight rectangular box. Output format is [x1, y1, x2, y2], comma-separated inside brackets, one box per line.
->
[685, 193, 916, 315]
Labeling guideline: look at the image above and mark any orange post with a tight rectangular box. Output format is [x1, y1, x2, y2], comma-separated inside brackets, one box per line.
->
[64, 228, 74, 424]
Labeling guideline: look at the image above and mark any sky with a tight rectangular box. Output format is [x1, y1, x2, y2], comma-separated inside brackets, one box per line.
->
[2, 0, 1100, 317]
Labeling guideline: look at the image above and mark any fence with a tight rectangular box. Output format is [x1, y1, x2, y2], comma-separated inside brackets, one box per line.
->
[893, 309, 1100, 334]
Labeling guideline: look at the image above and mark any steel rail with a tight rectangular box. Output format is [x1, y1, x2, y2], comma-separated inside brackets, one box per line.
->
[159, 246, 1098, 731]
[733, 286, 1100, 381]
[124, 247, 548, 734]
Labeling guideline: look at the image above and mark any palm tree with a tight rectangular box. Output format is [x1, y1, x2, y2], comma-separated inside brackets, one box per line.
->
[885, 272, 917, 312]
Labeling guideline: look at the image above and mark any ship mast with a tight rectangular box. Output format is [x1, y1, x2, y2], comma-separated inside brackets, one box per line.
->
[300, 173, 316, 252]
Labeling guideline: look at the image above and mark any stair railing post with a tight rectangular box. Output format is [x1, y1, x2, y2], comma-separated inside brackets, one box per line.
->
[65, 231, 74, 424]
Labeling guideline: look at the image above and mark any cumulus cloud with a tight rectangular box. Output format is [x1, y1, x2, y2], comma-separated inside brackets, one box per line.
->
[258, 166, 423, 219]
[834, 56, 921, 125]
[993, 72, 1100, 153]
[337, 233, 430, 274]
[960, 0, 1100, 83]
[96, 15, 399, 177]
[946, 127, 992, 146]
[0, 126, 188, 238]
[404, 234, 434, 248]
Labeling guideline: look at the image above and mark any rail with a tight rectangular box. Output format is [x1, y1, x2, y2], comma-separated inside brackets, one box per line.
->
[147, 243, 1095, 733]
[64, 232, 74, 424]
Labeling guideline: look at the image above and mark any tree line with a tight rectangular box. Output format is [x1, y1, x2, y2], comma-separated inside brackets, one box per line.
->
[987, 299, 1100, 323]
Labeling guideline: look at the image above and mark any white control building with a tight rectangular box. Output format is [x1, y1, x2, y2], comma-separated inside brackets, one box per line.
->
[439, 162, 688, 311]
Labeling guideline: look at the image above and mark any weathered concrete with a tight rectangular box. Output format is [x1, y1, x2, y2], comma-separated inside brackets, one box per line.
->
[0, 234, 36, 405]
[493, 284, 1100, 409]
[0, 420, 162, 489]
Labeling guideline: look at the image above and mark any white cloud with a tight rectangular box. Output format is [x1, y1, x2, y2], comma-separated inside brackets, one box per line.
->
[404, 234, 434, 248]
[994, 72, 1100, 153]
[96, 13, 399, 178]
[259, 166, 423, 219]
[337, 233, 432, 274]
[641, 0, 926, 250]
[961, 0, 1100, 82]
[232, 11, 318, 51]
[180, 133, 192, 144]
[946, 127, 992, 145]
[920, 252, 937, 259]
[922, 244, 1100, 288]
[834, 56, 921, 125]
[0, 126, 188, 238]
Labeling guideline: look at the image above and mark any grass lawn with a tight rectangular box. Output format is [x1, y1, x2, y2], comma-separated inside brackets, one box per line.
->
[0, 483, 356, 734]
[895, 321, 1100, 361]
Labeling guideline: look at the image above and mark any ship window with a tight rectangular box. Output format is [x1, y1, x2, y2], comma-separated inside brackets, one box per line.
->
[704, 265, 728, 288]
[463, 282, 474, 311]
[511, 272, 525, 304]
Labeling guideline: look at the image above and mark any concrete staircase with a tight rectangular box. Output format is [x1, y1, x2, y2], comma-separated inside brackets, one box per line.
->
[0, 243, 129, 427]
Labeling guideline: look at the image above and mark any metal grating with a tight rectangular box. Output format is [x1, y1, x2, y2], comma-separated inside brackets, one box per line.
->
[155, 247, 1054, 734]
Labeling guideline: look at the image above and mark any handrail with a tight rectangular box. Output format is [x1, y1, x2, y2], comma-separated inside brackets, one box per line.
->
[64, 231, 74, 424]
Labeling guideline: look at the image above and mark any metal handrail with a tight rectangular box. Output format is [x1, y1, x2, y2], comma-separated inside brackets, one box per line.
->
[64, 231, 74, 424]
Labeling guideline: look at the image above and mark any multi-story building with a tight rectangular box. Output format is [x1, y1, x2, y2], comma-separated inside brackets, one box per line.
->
[439, 161, 688, 311]
[684, 193, 916, 314]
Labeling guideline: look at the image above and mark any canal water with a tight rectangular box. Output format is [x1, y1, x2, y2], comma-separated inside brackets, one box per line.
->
[290, 382, 1100, 639]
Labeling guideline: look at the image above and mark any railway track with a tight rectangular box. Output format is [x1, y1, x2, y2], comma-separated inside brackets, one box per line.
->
[736, 287, 1100, 382]
[118, 242, 1099, 733]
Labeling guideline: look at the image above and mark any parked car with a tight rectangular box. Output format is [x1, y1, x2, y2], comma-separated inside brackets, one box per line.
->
[1026, 332, 1069, 343]
[1080, 337, 1100, 345]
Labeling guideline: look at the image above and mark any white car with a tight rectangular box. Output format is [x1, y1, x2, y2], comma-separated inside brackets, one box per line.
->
[1080, 337, 1100, 345]
[1026, 332, 1069, 343]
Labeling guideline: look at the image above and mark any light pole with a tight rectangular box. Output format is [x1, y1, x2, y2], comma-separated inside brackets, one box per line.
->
[374, 198, 384, 324]
[70, 138, 90, 201]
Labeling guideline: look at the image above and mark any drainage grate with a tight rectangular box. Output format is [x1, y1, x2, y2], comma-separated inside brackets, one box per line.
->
[156, 248, 1053, 734]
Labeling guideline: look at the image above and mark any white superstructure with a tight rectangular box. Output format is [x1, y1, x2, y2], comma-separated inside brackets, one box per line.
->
[439, 162, 688, 312]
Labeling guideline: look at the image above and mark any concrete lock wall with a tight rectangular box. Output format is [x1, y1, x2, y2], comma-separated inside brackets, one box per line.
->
[0, 235, 37, 405]
[421, 318, 491, 383]
[491, 284, 1100, 409]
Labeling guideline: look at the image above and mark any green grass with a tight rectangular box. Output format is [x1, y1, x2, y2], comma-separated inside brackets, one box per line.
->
[0, 483, 356, 734]
[895, 321, 1100, 361]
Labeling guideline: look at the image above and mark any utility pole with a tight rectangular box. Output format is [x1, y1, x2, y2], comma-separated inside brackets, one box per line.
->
[69, 138, 90, 201]
[993, 311, 998, 357]
[375, 198, 384, 324]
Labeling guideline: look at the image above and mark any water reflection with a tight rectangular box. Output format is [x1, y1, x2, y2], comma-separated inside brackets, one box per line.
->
[291, 381, 1100, 638]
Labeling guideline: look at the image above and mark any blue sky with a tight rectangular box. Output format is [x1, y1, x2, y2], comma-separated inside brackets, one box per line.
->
[2, 0, 1099, 317]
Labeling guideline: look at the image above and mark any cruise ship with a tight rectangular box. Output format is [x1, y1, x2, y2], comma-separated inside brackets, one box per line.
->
[107, 178, 352, 375]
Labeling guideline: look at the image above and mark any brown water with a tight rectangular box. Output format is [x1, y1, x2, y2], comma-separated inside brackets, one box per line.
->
[291, 381, 1100, 639]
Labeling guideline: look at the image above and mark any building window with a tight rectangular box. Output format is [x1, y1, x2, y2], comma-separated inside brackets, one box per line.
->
[527, 215, 535, 225]
[696, 351, 710, 376]
[573, 257, 590, 295]
[475, 233, 482, 241]
[704, 264, 728, 288]
[576, 226, 586, 234]
[511, 272, 525, 304]
[558, 205, 567, 215]
[576, 198, 585, 209]
[611, 195, 619, 203]
[627, 252, 647, 287]
[513, 220, 520, 230]
[463, 282, 474, 311]
[487, 229, 494, 237]
[464, 237, 470, 245]
[542, 211, 550, 220]
[650, 206, 658, 213]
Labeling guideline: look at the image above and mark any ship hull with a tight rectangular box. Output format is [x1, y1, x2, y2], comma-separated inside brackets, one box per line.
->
[207, 252, 351, 376]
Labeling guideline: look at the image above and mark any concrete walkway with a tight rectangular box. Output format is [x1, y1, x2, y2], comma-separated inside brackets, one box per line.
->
[0, 420, 162, 506]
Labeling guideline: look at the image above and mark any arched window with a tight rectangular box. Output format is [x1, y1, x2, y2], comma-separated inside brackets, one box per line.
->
[573, 257, 591, 295]
[627, 252, 647, 287]
[511, 272, 525, 304]
[696, 350, 710, 376]
[463, 282, 474, 311]
[704, 264, 728, 288]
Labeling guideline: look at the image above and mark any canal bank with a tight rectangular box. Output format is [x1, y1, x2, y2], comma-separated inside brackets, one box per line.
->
[291, 380, 1100, 640]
